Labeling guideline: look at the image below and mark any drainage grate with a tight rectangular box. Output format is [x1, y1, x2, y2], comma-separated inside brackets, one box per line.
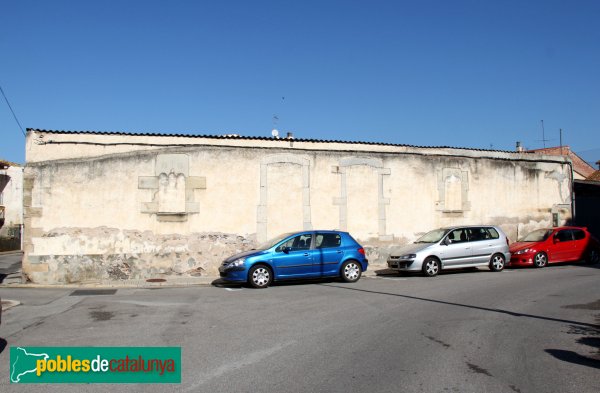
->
[70, 289, 118, 296]
[146, 278, 166, 283]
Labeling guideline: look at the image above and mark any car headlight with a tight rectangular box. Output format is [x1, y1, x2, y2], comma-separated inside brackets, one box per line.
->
[513, 249, 531, 255]
[398, 254, 417, 259]
[229, 258, 246, 267]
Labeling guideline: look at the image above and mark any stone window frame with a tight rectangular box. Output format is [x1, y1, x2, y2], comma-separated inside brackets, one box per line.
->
[256, 153, 312, 242]
[332, 157, 392, 241]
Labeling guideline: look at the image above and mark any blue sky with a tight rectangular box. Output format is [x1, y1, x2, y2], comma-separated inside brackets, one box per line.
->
[1, 0, 599, 166]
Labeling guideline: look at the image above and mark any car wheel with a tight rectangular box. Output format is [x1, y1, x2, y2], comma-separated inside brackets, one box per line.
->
[533, 252, 547, 268]
[422, 257, 440, 277]
[340, 260, 362, 283]
[489, 253, 505, 272]
[248, 265, 273, 289]
[585, 248, 600, 265]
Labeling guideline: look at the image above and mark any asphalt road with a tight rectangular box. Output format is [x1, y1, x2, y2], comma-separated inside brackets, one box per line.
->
[0, 263, 599, 392]
[0, 252, 21, 283]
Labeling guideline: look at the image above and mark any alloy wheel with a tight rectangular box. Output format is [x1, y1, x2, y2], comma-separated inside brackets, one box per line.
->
[252, 267, 270, 288]
[344, 262, 360, 281]
[534, 253, 547, 268]
[490, 254, 505, 271]
[423, 258, 440, 276]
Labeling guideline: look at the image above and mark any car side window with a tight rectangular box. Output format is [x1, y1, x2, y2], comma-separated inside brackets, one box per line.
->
[573, 229, 586, 240]
[448, 229, 468, 243]
[555, 230, 573, 242]
[316, 233, 341, 249]
[277, 234, 313, 251]
[468, 227, 490, 241]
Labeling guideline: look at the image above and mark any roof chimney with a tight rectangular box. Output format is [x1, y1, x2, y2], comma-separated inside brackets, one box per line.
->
[286, 132, 294, 139]
[516, 141, 524, 152]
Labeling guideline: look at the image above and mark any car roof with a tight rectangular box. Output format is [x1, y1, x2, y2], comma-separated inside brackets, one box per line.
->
[441, 225, 500, 230]
[548, 226, 588, 231]
[287, 230, 348, 235]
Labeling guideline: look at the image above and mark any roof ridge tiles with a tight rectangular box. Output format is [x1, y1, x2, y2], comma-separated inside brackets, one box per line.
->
[26, 128, 521, 154]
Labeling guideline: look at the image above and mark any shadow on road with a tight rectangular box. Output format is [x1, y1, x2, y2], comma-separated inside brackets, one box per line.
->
[545, 349, 600, 369]
[545, 318, 600, 369]
[211, 277, 337, 289]
[319, 283, 600, 329]
[0, 338, 7, 355]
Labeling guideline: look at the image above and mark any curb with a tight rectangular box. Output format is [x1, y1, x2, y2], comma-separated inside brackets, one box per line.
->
[0, 267, 388, 289]
[0, 250, 23, 256]
[1, 299, 21, 311]
[0, 277, 218, 289]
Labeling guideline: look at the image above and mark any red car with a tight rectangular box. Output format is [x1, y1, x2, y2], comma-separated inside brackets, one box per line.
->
[509, 226, 599, 267]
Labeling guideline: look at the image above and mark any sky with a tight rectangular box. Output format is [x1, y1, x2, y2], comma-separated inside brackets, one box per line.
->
[1, 0, 599, 166]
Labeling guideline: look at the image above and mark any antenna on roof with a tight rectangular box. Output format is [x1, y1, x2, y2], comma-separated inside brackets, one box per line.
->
[540, 120, 549, 148]
[271, 114, 280, 138]
[559, 128, 564, 155]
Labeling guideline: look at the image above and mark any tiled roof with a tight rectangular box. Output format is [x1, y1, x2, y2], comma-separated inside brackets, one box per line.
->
[588, 170, 600, 181]
[528, 146, 595, 178]
[0, 159, 20, 168]
[27, 128, 521, 154]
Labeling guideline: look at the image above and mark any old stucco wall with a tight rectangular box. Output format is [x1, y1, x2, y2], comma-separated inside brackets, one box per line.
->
[23, 130, 573, 284]
[0, 165, 24, 237]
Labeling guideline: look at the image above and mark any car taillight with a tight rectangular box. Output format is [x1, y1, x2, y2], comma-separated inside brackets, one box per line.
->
[358, 248, 365, 255]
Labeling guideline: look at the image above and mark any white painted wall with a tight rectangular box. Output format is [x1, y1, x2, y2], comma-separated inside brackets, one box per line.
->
[0, 165, 24, 236]
[22, 130, 573, 284]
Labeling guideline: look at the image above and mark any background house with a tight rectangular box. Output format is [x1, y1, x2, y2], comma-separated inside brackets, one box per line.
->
[528, 146, 595, 179]
[0, 159, 24, 251]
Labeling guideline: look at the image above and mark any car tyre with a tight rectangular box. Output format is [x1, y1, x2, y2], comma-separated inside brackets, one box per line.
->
[340, 260, 362, 283]
[533, 252, 548, 268]
[585, 248, 600, 265]
[422, 257, 440, 277]
[489, 253, 505, 272]
[248, 265, 273, 289]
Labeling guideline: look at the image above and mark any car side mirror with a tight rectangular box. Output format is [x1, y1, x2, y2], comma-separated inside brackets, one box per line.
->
[444, 238, 452, 245]
[281, 246, 291, 253]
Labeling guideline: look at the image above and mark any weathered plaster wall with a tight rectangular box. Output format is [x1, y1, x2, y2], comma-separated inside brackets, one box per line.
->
[23, 130, 573, 284]
[0, 165, 24, 236]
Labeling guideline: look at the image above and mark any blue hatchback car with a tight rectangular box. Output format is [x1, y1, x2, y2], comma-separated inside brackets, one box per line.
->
[219, 230, 369, 288]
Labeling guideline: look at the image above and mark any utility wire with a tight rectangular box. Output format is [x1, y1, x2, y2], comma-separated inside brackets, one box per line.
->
[0, 83, 26, 136]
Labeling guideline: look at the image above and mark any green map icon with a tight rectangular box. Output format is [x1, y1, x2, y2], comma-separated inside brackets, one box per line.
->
[10, 347, 49, 383]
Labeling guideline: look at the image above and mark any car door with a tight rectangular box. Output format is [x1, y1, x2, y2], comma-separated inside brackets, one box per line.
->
[570, 229, 587, 261]
[549, 229, 574, 263]
[270, 233, 317, 278]
[439, 228, 473, 267]
[467, 227, 501, 264]
[313, 232, 344, 276]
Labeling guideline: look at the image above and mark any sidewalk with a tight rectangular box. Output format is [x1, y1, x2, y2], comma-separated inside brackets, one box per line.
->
[0, 250, 22, 256]
[0, 268, 384, 289]
[0, 249, 23, 285]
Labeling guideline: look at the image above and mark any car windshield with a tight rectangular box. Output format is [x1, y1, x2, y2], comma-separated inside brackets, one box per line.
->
[520, 229, 553, 242]
[256, 232, 295, 250]
[414, 228, 448, 243]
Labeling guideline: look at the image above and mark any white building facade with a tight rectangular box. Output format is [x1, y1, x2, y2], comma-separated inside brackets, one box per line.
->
[0, 161, 24, 250]
[23, 129, 573, 284]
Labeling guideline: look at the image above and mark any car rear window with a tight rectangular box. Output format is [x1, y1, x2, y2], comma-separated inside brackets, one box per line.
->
[316, 233, 341, 248]
[468, 227, 499, 241]
[573, 229, 586, 240]
[486, 228, 500, 239]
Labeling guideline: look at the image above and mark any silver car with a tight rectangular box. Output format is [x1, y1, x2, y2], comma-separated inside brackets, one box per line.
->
[387, 226, 510, 277]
